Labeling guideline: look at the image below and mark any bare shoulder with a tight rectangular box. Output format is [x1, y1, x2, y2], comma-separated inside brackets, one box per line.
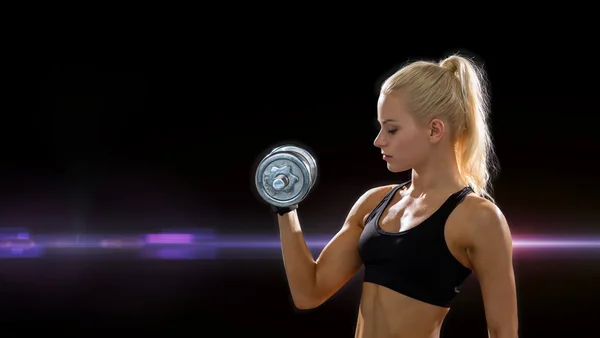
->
[454, 194, 512, 249]
[350, 184, 400, 228]
[362, 184, 397, 202]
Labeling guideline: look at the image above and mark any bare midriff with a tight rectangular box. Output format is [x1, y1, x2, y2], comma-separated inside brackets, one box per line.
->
[354, 282, 450, 338]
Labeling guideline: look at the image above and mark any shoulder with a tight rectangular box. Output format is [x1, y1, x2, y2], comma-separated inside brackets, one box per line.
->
[350, 181, 408, 227]
[454, 194, 512, 250]
[349, 184, 393, 215]
[362, 184, 397, 200]
[359, 180, 409, 208]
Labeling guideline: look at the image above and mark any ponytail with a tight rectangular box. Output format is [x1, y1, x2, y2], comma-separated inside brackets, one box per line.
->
[440, 55, 498, 202]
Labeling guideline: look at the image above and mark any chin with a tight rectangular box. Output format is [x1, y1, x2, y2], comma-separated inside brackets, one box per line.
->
[386, 164, 405, 173]
[386, 162, 411, 174]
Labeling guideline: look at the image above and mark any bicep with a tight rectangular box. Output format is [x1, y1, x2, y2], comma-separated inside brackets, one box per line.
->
[313, 221, 364, 299]
[312, 186, 389, 303]
[467, 205, 518, 333]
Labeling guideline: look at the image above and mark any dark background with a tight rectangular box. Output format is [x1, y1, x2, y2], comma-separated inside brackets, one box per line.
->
[0, 17, 598, 337]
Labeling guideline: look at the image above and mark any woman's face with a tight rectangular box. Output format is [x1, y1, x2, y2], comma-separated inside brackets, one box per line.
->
[373, 92, 433, 173]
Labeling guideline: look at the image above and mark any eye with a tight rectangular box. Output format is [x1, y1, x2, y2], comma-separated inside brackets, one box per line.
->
[373, 119, 398, 135]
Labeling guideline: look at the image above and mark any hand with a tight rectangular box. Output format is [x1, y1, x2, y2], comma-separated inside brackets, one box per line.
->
[271, 204, 298, 216]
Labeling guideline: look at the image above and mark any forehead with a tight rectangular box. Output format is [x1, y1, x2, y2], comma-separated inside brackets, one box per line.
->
[377, 93, 410, 122]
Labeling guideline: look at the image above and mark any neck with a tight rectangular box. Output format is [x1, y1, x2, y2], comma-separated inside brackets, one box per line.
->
[409, 150, 464, 197]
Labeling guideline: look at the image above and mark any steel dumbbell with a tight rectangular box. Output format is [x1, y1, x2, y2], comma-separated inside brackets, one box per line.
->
[254, 145, 318, 208]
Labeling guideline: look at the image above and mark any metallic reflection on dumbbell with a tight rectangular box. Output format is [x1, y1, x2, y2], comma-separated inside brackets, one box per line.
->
[266, 165, 298, 195]
[254, 145, 318, 208]
[272, 174, 288, 191]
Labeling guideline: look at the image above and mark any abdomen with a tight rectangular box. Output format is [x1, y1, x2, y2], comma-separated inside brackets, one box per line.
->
[356, 282, 449, 338]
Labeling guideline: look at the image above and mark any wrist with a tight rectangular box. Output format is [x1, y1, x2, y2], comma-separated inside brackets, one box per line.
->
[271, 204, 298, 216]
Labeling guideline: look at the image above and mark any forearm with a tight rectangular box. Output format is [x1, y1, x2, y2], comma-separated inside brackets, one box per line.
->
[277, 210, 318, 307]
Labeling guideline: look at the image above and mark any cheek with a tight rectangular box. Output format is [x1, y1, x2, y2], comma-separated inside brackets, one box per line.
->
[393, 132, 419, 149]
[392, 133, 427, 157]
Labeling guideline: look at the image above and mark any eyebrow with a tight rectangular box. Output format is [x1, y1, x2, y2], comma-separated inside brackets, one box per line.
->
[380, 119, 398, 124]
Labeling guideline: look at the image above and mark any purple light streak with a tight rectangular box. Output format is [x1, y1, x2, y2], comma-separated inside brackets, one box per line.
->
[512, 237, 600, 249]
[202, 237, 600, 250]
[0, 230, 598, 260]
[145, 234, 194, 244]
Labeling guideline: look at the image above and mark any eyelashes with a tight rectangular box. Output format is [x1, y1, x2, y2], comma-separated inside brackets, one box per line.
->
[374, 120, 398, 135]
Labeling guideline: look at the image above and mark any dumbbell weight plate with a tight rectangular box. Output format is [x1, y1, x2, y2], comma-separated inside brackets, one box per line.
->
[255, 146, 317, 208]
[269, 145, 318, 190]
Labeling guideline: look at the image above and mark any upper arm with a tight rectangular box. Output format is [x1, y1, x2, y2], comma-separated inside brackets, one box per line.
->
[465, 200, 519, 335]
[311, 186, 391, 306]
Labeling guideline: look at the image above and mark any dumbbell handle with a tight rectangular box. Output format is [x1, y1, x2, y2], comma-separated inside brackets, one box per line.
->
[272, 174, 289, 191]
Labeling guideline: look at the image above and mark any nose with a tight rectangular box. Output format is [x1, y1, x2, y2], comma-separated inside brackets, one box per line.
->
[373, 130, 385, 148]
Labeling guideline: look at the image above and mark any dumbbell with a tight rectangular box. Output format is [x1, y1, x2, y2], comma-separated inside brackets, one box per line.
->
[254, 144, 318, 209]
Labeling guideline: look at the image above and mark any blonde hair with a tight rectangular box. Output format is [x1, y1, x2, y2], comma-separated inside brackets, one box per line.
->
[381, 54, 499, 202]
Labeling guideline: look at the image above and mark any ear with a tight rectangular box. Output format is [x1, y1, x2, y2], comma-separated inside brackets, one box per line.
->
[428, 118, 445, 143]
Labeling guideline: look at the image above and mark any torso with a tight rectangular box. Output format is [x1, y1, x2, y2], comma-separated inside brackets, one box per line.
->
[355, 184, 477, 338]
[356, 283, 449, 338]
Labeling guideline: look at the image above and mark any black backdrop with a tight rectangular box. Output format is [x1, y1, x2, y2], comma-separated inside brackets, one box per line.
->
[0, 20, 598, 337]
